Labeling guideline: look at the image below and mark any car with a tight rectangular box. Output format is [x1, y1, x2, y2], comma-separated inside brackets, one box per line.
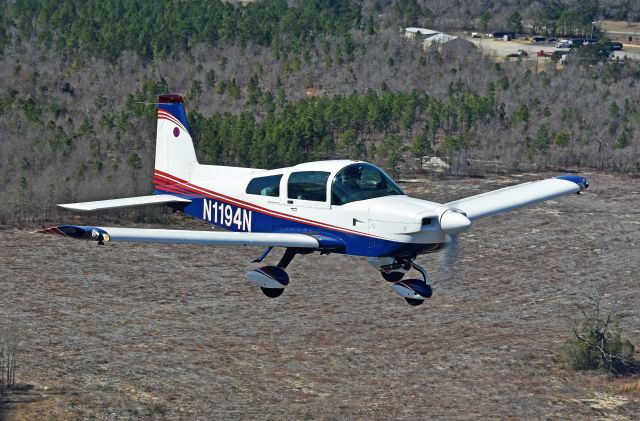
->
[491, 31, 517, 40]
[507, 49, 529, 58]
[532, 36, 546, 43]
[608, 41, 623, 51]
[556, 40, 572, 48]
[471, 32, 481, 38]
[581, 38, 598, 46]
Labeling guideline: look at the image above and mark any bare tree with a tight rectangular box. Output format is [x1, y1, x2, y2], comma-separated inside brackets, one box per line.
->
[0, 328, 18, 396]
[564, 282, 638, 376]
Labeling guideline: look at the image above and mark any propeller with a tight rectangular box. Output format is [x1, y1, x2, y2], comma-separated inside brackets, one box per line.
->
[444, 234, 459, 268]
[438, 209, 470, 281]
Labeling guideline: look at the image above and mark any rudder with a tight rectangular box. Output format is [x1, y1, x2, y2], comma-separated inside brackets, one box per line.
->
[155, 94, 198, 181]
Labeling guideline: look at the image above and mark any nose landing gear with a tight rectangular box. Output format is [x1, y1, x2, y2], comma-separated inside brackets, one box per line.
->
[388, 261, 433, 306]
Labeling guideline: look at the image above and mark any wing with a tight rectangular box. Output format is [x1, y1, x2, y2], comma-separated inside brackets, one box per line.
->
[445, 175, 589, 221]
[58, 194, 191, 212]
[37, 225, 319, 249]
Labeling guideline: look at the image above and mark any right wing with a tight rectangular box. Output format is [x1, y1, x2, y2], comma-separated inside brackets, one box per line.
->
[37, 225, 320, 249]
[58, 195, 191, 212]
[445, 175, 589, 221]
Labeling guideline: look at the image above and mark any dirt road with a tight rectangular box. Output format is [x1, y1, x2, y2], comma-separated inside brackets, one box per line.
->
[1, 171, 639, 419]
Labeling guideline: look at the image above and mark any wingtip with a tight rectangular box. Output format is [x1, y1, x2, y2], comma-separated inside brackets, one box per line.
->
[555, 175, 589, 191]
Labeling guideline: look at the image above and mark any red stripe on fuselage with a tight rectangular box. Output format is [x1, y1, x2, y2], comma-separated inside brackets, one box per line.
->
[152, 170, 382, 239]
[155, 184, 195, 196]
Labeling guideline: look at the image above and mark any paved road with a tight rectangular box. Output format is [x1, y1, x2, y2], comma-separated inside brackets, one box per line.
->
[466, 37, 640, 61]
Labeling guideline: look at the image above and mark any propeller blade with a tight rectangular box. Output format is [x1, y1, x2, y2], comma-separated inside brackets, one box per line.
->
[445, 234, 459, 269]
[439, 234, 464, 286]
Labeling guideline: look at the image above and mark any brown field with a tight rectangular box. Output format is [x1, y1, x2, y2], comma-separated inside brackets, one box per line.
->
[600, 20, 640, 45]
[1, 171, 639, 420]
[600, 20, 640, 35]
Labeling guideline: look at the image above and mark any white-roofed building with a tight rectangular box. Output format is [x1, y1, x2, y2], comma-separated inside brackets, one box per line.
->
[423, 33, 458, 45]
[422, 33, 476, 55]
[403, 27, 476, 55]
[403, 27, 440, 40]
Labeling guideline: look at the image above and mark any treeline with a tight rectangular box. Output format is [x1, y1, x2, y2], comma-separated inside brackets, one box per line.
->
[5, 1, 640, 65]
[92, 76, 502, 174]
[533, 1, 607, 36]
[5, 0, 360, 60]
[112, 66, 640, 178]
[374, 0, 640, 34]
[189, 88, 501, 172]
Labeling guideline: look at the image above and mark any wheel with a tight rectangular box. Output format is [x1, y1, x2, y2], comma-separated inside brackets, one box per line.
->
[260, 287, 284, 298]
[404, 298, 424, 306]
[381, 271, 405, 282]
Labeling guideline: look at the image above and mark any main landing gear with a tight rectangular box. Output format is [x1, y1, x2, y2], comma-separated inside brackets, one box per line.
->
[246, 251, 432, 306]
[244, 248, 307, 298]
[375, 258, 433, 306]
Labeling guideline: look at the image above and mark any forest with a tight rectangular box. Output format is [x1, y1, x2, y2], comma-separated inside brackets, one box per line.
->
[1, 0, 640, 223]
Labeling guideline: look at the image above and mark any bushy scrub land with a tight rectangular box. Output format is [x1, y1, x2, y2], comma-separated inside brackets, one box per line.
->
[1, 0, 640, 224]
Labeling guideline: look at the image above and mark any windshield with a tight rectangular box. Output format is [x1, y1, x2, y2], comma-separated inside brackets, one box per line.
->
[331, 163, 405, 206]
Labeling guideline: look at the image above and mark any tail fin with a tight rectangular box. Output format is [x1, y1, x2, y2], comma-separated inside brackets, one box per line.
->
[154, 94, 198, 181]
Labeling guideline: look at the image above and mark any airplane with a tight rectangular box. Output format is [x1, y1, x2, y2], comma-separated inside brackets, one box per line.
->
[38, 94, 590, 306]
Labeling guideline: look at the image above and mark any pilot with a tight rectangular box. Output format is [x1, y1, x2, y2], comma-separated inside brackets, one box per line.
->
[342, 165, 361, 189]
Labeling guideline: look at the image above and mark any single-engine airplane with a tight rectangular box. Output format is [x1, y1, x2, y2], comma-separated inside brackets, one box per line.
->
[39, 94, 589, 306]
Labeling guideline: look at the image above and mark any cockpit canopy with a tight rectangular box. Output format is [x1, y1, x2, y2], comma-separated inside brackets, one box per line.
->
[245, 162, 405, 206]
[331, 163, 405, 205]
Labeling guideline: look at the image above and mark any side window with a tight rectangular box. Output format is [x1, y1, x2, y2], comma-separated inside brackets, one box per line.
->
[288, 171, 330, 202]
[246, 174, 282, 197]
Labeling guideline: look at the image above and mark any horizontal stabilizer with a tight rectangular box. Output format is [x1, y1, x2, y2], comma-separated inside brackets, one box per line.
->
[446, 176, 589, 221]
[58, 195, 191, 212]
[37, 225, 319, 249]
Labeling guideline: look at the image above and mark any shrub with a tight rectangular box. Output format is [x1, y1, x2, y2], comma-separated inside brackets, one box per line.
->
[563, 285, 638, 376]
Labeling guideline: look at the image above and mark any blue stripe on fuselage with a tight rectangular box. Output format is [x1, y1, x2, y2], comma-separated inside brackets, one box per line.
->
[157, 190, 431, 257]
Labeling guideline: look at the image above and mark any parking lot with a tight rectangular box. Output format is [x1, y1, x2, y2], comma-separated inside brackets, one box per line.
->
[466, 36, 640, 61]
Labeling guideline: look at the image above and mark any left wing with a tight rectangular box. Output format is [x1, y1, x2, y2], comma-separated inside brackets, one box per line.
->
[445, 175, 589, 221]
[37, 225, 319, 249]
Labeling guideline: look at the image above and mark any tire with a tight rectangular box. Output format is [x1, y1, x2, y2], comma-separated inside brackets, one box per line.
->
[260, 287, 284, 298]
[381, 271, 405, 282]
[404, 298, 424, 306]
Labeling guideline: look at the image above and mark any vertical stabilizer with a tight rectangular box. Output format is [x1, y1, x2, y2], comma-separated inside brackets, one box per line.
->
[155, 94, 198, 181]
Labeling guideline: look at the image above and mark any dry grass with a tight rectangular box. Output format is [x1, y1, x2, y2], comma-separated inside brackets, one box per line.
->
[600, 20, 640, 34]
[618, 380, 640, 394]
[1, 171, 639, 419]
[599, 20, 640, 45]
